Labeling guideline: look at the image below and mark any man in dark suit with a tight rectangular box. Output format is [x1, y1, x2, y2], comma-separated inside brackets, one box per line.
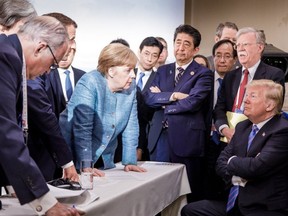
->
[144, 25, 213, 202]
[204, 39, 237, 200]
[0, 16, 80, 216]
[181, 79, 288, 216]
[27, 13, 84, 181]
[214, 27, 285, 143]
[43, 12, 86, 119]
[135, 36, 163, 161]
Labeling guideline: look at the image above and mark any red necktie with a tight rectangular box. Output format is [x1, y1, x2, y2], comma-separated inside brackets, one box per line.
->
[232, 69, 249, 112]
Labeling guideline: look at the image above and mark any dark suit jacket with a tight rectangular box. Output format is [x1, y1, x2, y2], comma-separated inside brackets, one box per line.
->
[214, 62, 285, 132]
[216, 115, 288, 213]
[27, 76, 73, 181]
[0, 34, 49, 204]
[43, 67, 85, 119]
[144, 61, 213, 157]
[136, 69, 156, 155]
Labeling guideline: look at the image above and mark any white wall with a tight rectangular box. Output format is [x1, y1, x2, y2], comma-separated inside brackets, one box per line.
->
[32, 0, 185, 71]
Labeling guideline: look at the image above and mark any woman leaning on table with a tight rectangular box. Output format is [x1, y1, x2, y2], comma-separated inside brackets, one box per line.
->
[59, 43, 146, 176]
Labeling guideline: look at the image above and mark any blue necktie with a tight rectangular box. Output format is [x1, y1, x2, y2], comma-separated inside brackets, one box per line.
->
[175, 67, 184, 86]
[217, 78, 223, 96]
[64, 70, 73, 101]
[137, 72, 145, 90]
[226, 124, 259, 212]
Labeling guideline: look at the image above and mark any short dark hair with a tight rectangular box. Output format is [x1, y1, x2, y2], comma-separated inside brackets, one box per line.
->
[215, 22, 238, 38]
[193, 54, 210, 68]
[110, 38, 130, 47]
[173, 24, 201, 48]
[212, 39, 237, 58]
[43, 12, 77, 28]
[139, 36, 163, 54]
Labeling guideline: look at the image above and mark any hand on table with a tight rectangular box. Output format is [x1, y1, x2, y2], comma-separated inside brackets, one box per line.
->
[46, 202, 85, 216]
[124, 164, 147, 172]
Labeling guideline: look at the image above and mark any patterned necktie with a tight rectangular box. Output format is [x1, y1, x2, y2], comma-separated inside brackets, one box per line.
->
[175, 67, 184, 86]
[137, 72, 145, 90]
[226, 124, 258, 212]
[232, 69, 249, 112]
[64, 70, 73, 101]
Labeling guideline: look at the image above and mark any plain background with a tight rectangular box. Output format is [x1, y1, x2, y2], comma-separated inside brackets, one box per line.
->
[32, 0, 185, 71]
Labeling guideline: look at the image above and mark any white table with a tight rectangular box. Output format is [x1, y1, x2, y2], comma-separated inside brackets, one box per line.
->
[0, 161, 191, 216]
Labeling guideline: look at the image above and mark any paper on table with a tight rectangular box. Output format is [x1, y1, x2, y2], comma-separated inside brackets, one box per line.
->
[220, 111, 248, 143]
[47, 184, 99, 207]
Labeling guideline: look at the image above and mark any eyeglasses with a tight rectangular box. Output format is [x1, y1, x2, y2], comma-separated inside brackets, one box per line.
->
[47, 45, 59, 70]
[214, 54, 233, 61]
[234, 42, 259, 50]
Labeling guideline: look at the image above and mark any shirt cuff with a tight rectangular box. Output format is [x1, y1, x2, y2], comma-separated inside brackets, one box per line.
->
[29, 191, 57, 215]
[228, 155, 237, 164]
[5, 185, 15, 195]
[169, 93, 177, 101]
[219, 124, 229, 135]
[61, 161, 74, 169]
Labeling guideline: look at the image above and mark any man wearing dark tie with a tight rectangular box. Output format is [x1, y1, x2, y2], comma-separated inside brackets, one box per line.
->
[204, 39, 237, 199]
[214, 27, 285, 144]
[135, 36, 163, 161]
[181, 79, 288, 216]
[43, 13, 86, 119]
[144, 25, 213, 202]
[27, 13, 85, 181]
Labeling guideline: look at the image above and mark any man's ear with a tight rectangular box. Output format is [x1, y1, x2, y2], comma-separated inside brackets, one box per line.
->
[266, 101, 276, 112]
[34, 42, 47, 57]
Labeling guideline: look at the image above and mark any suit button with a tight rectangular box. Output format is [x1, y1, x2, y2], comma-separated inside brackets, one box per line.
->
[36, 205, 43, 212]
[112, 124, 115, 128]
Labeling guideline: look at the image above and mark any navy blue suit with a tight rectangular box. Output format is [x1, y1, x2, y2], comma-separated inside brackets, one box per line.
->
[0, 34, 49, 204]
[181, 115, 288, 216]
[27, 77, 73, 181]
[43, 67, 85, 119]
[144, 61, 213, 201]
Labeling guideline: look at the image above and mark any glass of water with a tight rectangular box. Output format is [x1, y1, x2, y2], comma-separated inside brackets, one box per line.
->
[80, 160, 94, 190]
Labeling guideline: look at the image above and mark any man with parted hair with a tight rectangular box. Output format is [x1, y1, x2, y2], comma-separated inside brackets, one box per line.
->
[207, 21, 239, 71]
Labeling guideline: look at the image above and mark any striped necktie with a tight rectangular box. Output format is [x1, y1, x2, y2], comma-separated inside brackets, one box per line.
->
[175, 67, 184, 86]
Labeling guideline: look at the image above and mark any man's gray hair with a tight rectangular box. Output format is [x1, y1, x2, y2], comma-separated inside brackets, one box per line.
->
[0, 0, 37, 29]
[236, 27, 266, 45]
[17, 16, 68, 51]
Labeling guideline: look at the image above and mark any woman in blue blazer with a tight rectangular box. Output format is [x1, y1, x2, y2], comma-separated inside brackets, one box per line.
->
[60, 43, 146, 175]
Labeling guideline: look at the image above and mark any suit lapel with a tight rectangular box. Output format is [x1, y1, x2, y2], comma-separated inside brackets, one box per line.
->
[174, 61, 197, 91]
[50, 69, 66, 108]
[247, 115, 278, 155]
[142, 71, 156, 92]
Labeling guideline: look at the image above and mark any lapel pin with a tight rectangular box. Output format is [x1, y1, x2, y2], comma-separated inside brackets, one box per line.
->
[190, 71, 195, 76]
[262, 132, 265, 137]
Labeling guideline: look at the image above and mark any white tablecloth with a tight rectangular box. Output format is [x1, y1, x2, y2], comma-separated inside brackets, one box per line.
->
[0, 161, 191, 216]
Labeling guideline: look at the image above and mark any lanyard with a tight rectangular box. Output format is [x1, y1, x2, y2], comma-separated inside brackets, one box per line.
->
[22, 56, 28, 144]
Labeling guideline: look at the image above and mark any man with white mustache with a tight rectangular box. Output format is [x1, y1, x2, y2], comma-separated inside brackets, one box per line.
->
[214, 27, 285, 143]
